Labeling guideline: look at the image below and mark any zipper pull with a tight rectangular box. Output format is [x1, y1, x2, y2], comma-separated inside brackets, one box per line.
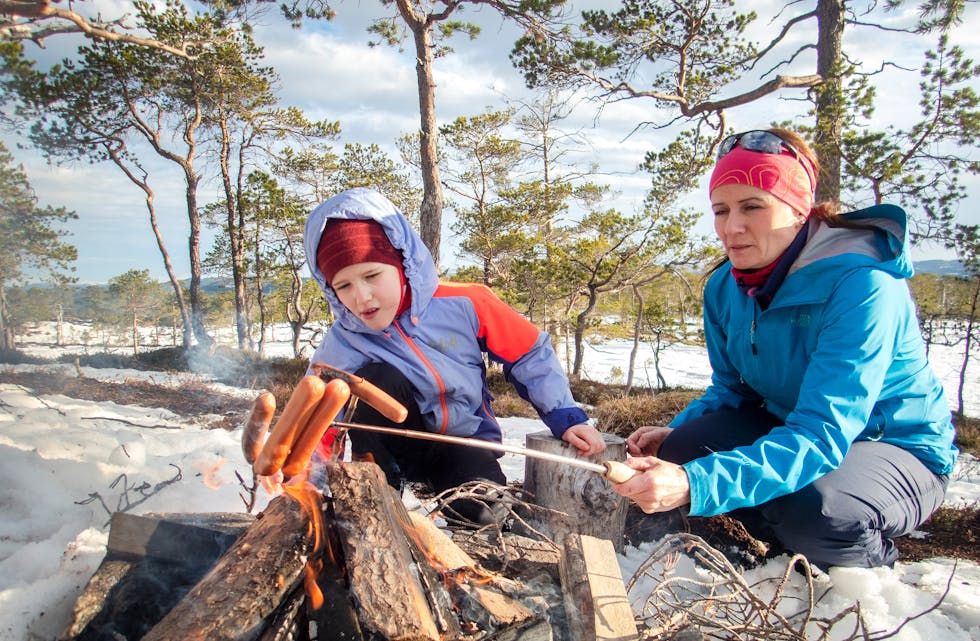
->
[750, 320, 758, 355]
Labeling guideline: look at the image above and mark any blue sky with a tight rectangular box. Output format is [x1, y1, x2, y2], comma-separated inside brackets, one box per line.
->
[4, 0, 978, 284]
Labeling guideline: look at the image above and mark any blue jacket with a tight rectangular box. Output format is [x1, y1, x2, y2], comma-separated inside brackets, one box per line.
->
[673, 204, 958, 516]
[304, 188, 587, 442]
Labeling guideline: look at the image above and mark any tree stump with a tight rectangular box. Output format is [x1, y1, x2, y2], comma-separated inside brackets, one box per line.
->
[522, 431, 629, 552]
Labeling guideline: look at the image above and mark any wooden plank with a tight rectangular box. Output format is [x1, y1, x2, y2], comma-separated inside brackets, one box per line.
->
[522, 431, 629, 551]
[559, 534, 638, 641]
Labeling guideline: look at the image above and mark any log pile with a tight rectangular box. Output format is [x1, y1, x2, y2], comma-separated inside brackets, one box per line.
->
[63, 455, 639, 641]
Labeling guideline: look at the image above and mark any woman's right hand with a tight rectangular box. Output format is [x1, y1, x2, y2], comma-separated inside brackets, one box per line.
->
[626, 425, 673, 457]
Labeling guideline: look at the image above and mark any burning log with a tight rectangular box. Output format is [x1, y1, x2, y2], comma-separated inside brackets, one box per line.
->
[560, 534, 639, 641]
[140, 494, 315, 641]
[522, 431, 630, 552]
[326, 461, 458, 640]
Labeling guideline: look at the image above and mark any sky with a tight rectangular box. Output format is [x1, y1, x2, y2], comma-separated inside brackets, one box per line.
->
[1, 326, 978, 640]
[3, 0, 979, 284]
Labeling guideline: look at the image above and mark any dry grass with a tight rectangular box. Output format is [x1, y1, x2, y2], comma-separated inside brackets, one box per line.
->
[592, 390, 701, 438]
[955, 414, 980, 453]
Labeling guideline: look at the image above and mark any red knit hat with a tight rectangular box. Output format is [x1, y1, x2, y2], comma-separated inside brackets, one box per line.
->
[316, 219, 403, 285]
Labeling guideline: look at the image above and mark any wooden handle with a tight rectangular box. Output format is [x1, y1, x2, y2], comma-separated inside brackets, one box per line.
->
[602, 460, 639, 483]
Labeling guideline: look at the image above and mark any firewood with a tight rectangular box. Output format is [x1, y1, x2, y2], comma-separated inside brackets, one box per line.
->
[62, 512, 252, 641]
[559, 534, 638, 641]
[140, 495, 314, 641]
[455, 530, 561, 580]
[405, 510, 480, 573]
[326, 461, 459, 641]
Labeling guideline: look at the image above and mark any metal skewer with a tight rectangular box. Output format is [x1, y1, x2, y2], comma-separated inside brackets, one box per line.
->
[331, 420, 637, 482]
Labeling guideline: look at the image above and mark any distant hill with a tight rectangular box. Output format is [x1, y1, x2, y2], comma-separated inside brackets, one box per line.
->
[914, 260, 968, 277]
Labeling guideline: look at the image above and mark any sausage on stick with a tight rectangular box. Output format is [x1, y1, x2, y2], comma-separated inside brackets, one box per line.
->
[253, 376, 326, 476]
[311, 362, 408, 423]
[241, 392, 276, 465]
[282, 379, 351, 478]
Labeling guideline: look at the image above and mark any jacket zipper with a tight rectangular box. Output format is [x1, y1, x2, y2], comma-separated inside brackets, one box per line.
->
[393, 320, 450, 434]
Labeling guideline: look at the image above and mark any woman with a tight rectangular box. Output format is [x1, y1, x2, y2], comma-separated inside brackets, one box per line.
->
[303, 187, 605, 524]
[613, 128, 957, 569]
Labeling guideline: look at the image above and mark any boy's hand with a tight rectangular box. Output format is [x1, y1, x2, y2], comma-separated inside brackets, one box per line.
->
[562, 423, 607, 456]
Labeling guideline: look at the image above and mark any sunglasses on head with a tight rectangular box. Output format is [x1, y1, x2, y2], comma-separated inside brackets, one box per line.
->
[717, 130, 802, 161]
[717, 129, 815, 187]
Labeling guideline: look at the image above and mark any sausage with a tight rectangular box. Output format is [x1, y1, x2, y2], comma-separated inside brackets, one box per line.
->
[310, 361, 408, 423]
[347, 377, 408, 424]
[242, 392, 276, 464]
[281, 378, 351, 478]
[253, 376, 327, 476]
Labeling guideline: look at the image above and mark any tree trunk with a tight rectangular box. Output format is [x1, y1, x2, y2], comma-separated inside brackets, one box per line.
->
[814, 0, 845, 203]
[131, 308, 139, 356]
[626, 284, 644, 393]
[0, 284, 12, 350]
[956, 275, 979, 417]
[107, 147, 194, 350]
[572, 287, 599, 377]
[184, 174, 213, 348]
[401, 3, 444, 268]
[218, 116, 251, 351]
[255, 224, 267, 356]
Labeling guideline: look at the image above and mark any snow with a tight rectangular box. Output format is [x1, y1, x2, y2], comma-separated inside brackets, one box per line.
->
[1, 325, 979, 640]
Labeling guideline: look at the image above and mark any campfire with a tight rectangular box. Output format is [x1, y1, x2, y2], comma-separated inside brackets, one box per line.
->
[61, 449, 638, 641]
[60, 363, 639, 640]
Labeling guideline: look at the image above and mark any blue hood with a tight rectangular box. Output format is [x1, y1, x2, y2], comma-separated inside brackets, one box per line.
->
[304, 188, 438, 332]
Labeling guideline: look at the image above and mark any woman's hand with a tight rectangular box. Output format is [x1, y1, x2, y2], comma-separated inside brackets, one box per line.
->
[562, 423, 607, 456]
[610, 456, 691, 513]
[626, 425, 673, 457]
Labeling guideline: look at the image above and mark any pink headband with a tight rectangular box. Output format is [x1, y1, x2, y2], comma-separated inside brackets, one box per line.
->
[709, 146, 816, 216]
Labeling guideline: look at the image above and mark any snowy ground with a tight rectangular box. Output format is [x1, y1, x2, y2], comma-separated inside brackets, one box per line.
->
[0, 323, 978, 640]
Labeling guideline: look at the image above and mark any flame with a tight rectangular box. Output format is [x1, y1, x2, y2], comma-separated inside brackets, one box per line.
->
[303, 559, 325, 610]
[282, 473, 333, 611]
[194, 458, 226, 489]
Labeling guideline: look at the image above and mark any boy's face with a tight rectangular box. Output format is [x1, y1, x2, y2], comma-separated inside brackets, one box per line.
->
[330, 261, 403, 330]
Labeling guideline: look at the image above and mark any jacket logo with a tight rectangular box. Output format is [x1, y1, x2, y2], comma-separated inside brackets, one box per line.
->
[793, 311, 811, 327]
[432, 335, 459, 354]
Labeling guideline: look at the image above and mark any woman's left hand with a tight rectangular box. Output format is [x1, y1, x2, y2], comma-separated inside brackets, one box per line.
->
[562, 423, 607, 456]
[610, 457, 691, 513]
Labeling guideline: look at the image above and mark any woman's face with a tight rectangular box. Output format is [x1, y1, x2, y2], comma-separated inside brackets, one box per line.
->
[330, 261, 403, 330]
[711, 183, 807, 270]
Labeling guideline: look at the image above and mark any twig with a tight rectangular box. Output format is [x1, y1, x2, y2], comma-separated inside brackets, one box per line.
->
[627, 533, 957, 640]
[81, 416, 180, 429]
[236, 468, 259, 513]
[75, 463, 183, 527]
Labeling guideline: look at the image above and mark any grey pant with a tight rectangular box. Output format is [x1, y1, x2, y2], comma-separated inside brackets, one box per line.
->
[660, 407, 949, 569]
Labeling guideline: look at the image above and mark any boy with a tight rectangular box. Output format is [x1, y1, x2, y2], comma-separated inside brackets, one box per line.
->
[304, 187, 605, 523]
